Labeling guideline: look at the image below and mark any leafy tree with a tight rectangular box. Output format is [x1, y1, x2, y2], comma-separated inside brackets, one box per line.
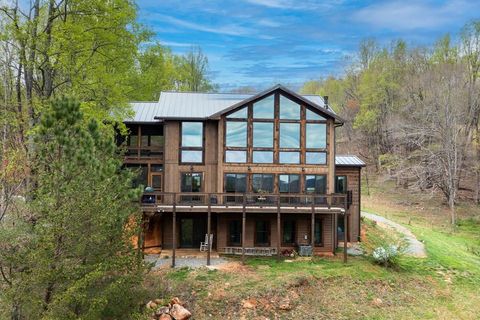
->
[176, 46, 216, 92]
[0, 97, 145, 319]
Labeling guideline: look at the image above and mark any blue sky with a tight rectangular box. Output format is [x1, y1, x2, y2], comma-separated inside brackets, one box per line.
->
[137, 0, 480, 91]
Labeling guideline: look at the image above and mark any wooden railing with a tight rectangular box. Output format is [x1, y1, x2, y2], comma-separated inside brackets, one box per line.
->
[141, 192, 348, 209]
[124, 147, 164, 160]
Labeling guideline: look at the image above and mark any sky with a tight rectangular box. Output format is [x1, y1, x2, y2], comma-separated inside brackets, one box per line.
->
[137, 0, 480, 92]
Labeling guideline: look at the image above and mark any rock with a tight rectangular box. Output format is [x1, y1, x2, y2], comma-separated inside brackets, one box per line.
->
[372, 298, 383, 306]
[146, 301, 158, 309]
[158, 314, 173, 320]
[170, 303, 192, 320]
[155, 306, 170, 316]
[278, 298, 292, 310]
[154, 298, 163, 305]
[170, 297, 183, 306]
[288, 290, 299, 300]
[242, 299, 257, 309]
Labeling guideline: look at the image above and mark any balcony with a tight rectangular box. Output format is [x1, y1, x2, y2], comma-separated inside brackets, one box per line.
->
[140, 192, 348, 213]
[124, 146, 164, 161]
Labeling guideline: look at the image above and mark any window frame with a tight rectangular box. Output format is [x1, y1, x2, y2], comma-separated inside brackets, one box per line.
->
[227, 219, 243, 247]
[335, 175, 348, 194]
[254, 219, 271, 247]
[282, 218, 297, 246]
[180, 121, 204, 164]
[314, 218, 323, 246]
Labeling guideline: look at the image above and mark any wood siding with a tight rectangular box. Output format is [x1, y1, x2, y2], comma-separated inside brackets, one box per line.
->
[336, 167, 361, 242]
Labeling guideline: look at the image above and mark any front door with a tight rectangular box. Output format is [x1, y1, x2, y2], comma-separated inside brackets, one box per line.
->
[180, 218, 206, 248]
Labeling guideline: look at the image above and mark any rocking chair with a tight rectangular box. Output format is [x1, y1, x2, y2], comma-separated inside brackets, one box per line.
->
[200, 234, 213, 252]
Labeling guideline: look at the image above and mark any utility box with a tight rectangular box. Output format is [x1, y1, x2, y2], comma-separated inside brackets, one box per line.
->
[298, 245, 313, 256]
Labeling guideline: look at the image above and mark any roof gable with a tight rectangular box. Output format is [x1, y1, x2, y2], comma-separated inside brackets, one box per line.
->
[125, 84, 343, 123]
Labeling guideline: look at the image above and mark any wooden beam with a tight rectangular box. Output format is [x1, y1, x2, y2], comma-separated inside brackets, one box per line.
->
[344, 193, 348, 263]
[311, 199, 315, 249]
[207, 194, 211, 266]
[277, 196, 281, 259]
[172, 201, 176, 268]
[242, 194, 246, 264]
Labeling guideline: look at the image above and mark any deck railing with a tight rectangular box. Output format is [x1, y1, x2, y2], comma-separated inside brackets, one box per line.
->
[141, 192, 348, 209]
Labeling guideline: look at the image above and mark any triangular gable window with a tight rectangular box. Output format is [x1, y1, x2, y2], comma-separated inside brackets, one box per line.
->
[306, 108, 326, 121]
[279, 95, 300, 120]
[227, 106, 248, 118]
[253, 94, 274, 119]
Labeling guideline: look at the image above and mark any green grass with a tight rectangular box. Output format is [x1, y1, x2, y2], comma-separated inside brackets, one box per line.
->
[143, 177, 480, 319]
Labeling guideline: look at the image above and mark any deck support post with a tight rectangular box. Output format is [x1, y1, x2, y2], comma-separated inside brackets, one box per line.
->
[242, 194, 246, 264]
[311, 198, 315, 253]
[172, 200, 176, 268]
[276, 196, 281, 259]
[207, 194, 211, 266]
[343, 195, 348, 263]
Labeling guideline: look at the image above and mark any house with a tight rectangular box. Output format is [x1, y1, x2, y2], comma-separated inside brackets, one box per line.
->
[121, 84, 365, 266]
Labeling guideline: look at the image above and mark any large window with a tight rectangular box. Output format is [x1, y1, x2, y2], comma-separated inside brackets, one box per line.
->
[255, 220, 270, 246]
[228, 220, 242, 246]
[278, 174, 300, 193]
[252, 174, 274, 193]
[283, 219, 296, 245]
[181, 173, 202, 192]
[123, 124, 163, 158]
[223, 92, 330, 165]
[181, 122, 203, 163]
[305, 175, 327, 194]
[225, 173, 247, 193]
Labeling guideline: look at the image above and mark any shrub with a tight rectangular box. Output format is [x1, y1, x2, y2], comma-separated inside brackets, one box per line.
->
[372, 244, 401, 267]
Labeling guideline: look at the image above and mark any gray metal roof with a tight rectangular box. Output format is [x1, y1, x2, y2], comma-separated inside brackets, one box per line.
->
[335, 155, 366, 167]
[125, 86, 335, 123]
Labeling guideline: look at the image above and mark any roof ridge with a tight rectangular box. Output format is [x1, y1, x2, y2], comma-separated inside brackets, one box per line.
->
[160, 90, 253, 95]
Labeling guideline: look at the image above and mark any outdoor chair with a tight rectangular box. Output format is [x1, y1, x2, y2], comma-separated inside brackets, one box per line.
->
[200, 233, 213, 252]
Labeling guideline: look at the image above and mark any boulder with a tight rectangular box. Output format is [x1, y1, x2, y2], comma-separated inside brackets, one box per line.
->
[158, 314, 173, 320]
[154, 298, 164, 305]
[146, 301, 158, 309]
[170, 303, 191, 320]
[170, 297, 183, 306]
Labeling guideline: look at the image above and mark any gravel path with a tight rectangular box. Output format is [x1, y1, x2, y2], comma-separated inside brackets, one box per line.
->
[145, 255, 228, 269]
[362, 211, 427, 258]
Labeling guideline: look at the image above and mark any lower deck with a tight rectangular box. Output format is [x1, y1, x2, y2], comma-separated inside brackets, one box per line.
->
[143, 209, 348, 263]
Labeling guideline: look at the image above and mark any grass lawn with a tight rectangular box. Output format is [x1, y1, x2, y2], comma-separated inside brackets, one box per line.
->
[144, 178, 480, 319]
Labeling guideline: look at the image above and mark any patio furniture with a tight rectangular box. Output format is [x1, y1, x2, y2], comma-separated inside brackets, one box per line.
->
[200, 234, 213, 252]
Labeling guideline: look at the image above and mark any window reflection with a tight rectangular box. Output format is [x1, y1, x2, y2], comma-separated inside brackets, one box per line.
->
[279, 152, 300, 164]
[253, 122, 273, 147]
[226, 121, 247, 147]
[305, 175, 326, 194]
[181, 150, 202, 163]
[227, 107, 247, 118]
[253, 95, 274, 119]
[225, 150, 247, 163]
[305, 152, 327, 164]
[253, 151, 273, 163]
[252, 174, 274, 193]
[181, 122, 203, 147]
[306, 123, 326, 148]
[279, 174, 300, 193]
[306, 108, 326, 120]
[279, 95, 300, 119]
[225, 173, 247, 193]
[280, 123, 300, 148]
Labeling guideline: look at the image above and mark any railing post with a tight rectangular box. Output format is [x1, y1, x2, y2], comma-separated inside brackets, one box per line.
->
[207, 193, 211, 266]
[343, 194, 348, 263]
[242, 193, 246, 264]
[172, 198, 176, 268]
[276, 195, 281, 260]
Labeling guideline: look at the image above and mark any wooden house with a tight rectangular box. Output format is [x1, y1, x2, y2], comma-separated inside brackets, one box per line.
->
[121, 85, 365, 265]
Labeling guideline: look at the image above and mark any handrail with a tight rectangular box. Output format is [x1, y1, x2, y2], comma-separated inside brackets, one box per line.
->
[140, 192, 347, 209]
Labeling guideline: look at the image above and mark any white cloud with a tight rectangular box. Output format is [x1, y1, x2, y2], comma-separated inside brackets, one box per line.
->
[150, 13, 253, 36]
[353, 0, 476, 31]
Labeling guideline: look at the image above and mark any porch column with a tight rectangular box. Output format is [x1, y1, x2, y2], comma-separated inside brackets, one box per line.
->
[207, 194, 211, 266]
[311, 200, 315, 249]
[332, 213, 336, 255]
[172, 201, 176, 268]
[242, 194, 246, 264]
[343, 191, 348, 263]
[276, 196, 281, 259]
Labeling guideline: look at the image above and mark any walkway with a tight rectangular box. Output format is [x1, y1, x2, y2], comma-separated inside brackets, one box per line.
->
[362, 211, 427, 258]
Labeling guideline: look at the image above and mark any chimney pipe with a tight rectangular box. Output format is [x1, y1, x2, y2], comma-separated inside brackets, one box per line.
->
[323, 96, 329, 109]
